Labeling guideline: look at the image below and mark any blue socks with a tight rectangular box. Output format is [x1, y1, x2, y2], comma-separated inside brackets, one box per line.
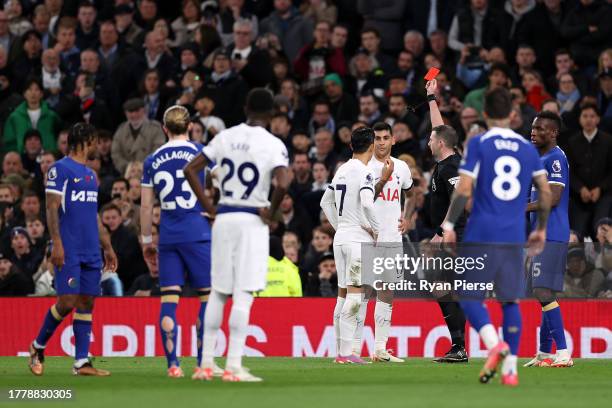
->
[34, 305, 65, 348]
[502, 303, 522, 355]
[73, 309, 93, 362]
[539, 311, 553, 353]
[196, 289, 210, 367]
[542, 301, 567, 351]
[459, 300, 491, 332]
[160, 291, 180, 368]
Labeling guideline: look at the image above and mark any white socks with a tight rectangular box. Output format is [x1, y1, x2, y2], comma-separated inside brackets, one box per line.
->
[374, 301, 392, 352]
[201, 290, 228, 368]
[226, 291, 254, 371]
[333, 297, 345, 355]
[352, 298, 368, 355]
[501, 355, 517, 375]
[339, 293, 361, 356]
[479, 324, 500, 350]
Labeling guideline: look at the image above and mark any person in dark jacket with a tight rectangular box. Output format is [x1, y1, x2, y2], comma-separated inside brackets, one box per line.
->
[101, 203, 147, 290]
[560, 0, 612, 68]
[515, 0, 569, 77]
[324, 73, 358, 123]
[260, 0, 314, 63]
[448, 0, 510, 53]
[9, 226, 43, 281]
[0, 252, 33, 296]
[199, 48, 248, 127]
[227, 18, 273, 88]
[305, 251, 337, 297]
[566, 104, 612, 238]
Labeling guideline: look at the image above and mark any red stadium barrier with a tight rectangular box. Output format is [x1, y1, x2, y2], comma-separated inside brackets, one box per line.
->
[1, 298, 610, 358]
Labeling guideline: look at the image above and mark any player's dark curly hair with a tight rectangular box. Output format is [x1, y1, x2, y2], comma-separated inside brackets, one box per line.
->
[351, 126, 374, 153]
[68, 122, 97, 153]
[535, 111, 562, 133]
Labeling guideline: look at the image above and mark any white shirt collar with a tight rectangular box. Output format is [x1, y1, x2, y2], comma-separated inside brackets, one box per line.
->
[233, 45, 252, 60]
[583, 129, 597, 142]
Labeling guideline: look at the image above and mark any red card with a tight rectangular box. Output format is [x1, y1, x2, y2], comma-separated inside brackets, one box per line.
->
[424, 67, 440, 81]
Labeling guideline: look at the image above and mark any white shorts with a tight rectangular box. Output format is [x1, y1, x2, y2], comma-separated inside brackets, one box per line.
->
[211, 212, 269, 294]
[333, 241, 362, 288]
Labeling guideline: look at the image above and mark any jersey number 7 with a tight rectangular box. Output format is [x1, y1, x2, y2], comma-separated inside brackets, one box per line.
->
[335, 184, 346, 216]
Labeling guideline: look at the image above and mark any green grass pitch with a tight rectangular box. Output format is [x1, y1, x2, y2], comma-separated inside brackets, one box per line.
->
[1, 357, 611, 408]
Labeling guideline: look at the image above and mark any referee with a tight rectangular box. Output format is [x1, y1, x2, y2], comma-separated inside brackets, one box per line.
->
[425, 79, 468, 363]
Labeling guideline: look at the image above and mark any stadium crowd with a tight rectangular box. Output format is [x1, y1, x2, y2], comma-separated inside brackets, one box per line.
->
[0, 0, 610, 298]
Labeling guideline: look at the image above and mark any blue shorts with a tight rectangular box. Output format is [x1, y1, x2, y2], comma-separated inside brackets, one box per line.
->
[158, 241, 211, 289]
[55, 253, 102, 296]
[457, 244, 526, 302]
[530, 242, 567, 292]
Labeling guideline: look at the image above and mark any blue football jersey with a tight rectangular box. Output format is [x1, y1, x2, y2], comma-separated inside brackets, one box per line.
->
[460, 127, 546, 243]
[45, 157, 100, 255]
[142, 140, 211, 244]
[529, 146, 570, 242]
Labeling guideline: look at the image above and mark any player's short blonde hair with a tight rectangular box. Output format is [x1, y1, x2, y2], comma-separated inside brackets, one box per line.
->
[163, 105, 190, 135]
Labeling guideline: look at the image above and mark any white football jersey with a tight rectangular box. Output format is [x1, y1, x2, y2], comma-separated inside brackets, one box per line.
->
[330, 159, 377, 244]
[368, 156, 413, 242]
[202, 124, 289, 207]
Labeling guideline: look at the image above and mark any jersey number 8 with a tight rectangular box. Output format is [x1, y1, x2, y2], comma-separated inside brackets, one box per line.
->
[154, 169, 197, 210]
[492, 156, 521, 201]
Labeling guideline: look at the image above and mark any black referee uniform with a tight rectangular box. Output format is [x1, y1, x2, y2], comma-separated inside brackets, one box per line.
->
[428, 152, 468, 363]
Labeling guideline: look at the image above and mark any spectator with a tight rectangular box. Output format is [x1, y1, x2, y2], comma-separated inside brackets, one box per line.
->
[324, 73, 358, 123]
[556, 73, 582, 115]
[32, 250, 55, 297]
[279, 192, 314, 247]
[111, 97, 166, 175]
[513, 44, 536, 82]
[392, 120, 421, 159]
[279, 78, 309, 127]
[516, 0, 568, 77]
[289, 152, 313, 199]
[0, 251, 33, 295]
[560, 0, 612, 68]
[310, 127, 338, 172]
[305, 251, 337, 297]
[0, 10, 16, 61]
[78, 49, 120, 117]
[294, 20, 346, 97]
[135, 0, 159, 31]
[194, 93, 226, 142]
[20, 129, 43, 179]
[566, 104, 612, 238]
[26, 216, 46, 253]
[217, 0, 259, 47]
[199, 48, 248, 127]
[521, 69, 552, 111]
[111, 177, 140, 230]
[9, 226, 43, 280]
[311, 161, 330, 192]
[258, 236, 302, 297]
[562, 247, 605, 298]
[11, 29, 42, 92]
[308, 99, 335, 138]
[114, 4, 145, 49]
[3, 77, 61, 153]
[300, 0, 337, 26]
[76, 1, 99, 51]
[39, 48, 64, 108]
[463, 63, 511, 113]
[403, 30, 426, 63]
[140, 29, 176, 83]
[301, 225, 333, 276]
[6, 0, 32, 37]
[334, 121, 352, 161]
[228, 18, 273, 88]
[359, 27, 395, 74]
[448, 0, 509, 53]
[405, 0, 457, 38]
[171, 0, 201, 48]
[260, 0, 314, 63]
[270, 112, 291, 146]
[358, 92, 382, 126]
[428, 30, 456, 75]
[546, 49, 589, 96]
[52, 17, 81, 79]
[138, 68, 170, 123]
[395, 50, 422, 96]
[384, 93, 420, 132]
[330, 23, 349, 57]
[597, 69, 612, 133]
[19, 190, 42, 223]
[128, 246, 161, 296]
[101, 203, 147, 290]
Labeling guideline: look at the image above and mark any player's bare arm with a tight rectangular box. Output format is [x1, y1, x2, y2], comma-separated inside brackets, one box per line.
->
[399, 188, 416, 234]
[320, 187, 338, 230]
[374, 159, 394, 201]
[184, 154, 216, 216]
[527, 173, 552, 256]
[97, 215, 117, 272]
[526, 183, 562, 212]
[140, 186, 156, 262]
[46, 192, 64, 268]
[264, 166, 289, 222]
[441, 174, 473, 244]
